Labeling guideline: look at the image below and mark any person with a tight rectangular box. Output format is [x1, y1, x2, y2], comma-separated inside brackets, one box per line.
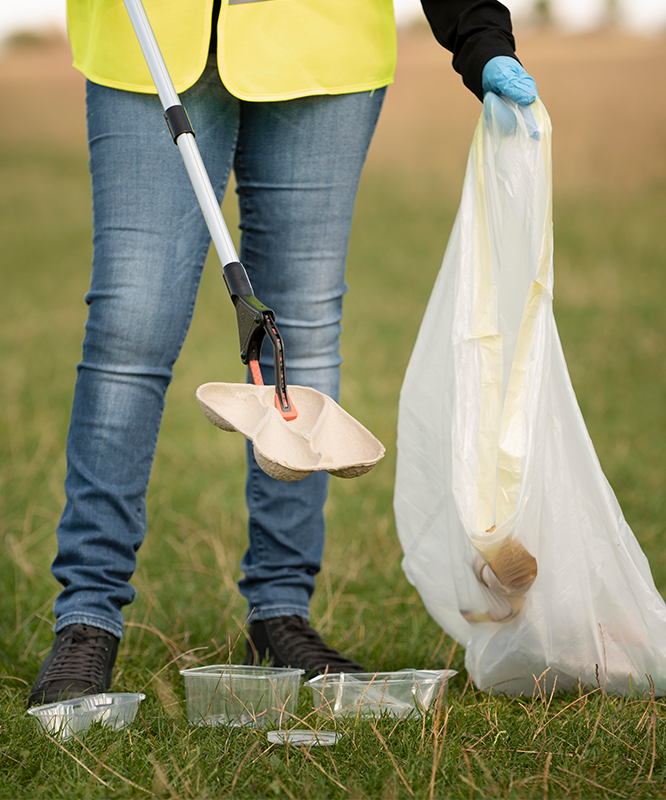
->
[28, 0, 538, 706]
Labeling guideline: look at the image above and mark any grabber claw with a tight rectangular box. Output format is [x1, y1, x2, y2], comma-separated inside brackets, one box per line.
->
[223, 261, 298, 421]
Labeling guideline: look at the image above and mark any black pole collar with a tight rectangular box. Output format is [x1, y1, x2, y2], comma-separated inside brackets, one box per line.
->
[164, 105, 195, 144]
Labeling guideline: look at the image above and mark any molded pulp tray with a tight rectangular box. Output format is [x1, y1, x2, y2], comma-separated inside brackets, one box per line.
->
[306, 670, 457, 718]
[180, 665, 304, 728]
[196, 383, 385, 482]
[28, 693, 145, 740]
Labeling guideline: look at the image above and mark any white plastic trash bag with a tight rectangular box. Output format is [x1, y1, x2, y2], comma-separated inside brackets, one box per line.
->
[394, 94, 666, 696]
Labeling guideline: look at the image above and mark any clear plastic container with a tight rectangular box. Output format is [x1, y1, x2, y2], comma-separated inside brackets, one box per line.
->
[27, 692, 145, 740]
[306, 669, 456, 719]
[180, 665, 304, 728]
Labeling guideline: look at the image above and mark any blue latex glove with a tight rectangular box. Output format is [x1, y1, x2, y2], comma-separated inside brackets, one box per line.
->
[482, 56, 538, 105]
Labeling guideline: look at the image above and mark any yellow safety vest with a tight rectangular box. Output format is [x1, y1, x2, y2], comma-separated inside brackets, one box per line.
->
[67, 0, 396, 101]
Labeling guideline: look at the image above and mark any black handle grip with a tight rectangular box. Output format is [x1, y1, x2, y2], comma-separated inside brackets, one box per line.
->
[223, 261, 254, 299]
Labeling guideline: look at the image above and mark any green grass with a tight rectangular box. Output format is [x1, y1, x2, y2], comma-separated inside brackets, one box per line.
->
[2, 133, 666, 798]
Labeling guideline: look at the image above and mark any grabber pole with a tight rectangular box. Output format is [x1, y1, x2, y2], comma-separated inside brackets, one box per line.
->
[121, 0, 297, 420]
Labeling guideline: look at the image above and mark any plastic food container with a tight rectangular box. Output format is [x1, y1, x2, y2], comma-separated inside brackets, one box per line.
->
[27, 692, 145, 740]
[306, 669, 456, 719]
[180, 665, 304, 728]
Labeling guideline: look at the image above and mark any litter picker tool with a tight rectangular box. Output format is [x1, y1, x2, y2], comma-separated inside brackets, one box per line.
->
[122, 0, 295, 420]
[122, 0, 385, 480]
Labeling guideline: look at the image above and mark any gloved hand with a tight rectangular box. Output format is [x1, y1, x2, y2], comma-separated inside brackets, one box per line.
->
[482, 56, 538, 105]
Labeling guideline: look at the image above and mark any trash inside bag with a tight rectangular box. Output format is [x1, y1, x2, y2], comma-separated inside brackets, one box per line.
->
[394, 94, 666, 696]
[197, 383, 385, 482]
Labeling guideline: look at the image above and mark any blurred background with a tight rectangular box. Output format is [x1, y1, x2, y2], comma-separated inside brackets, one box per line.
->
[1, 1, 665, 681]
[1, 0, 666, 40]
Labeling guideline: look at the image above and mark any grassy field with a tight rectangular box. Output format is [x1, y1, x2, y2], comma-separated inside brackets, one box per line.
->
[1, 29, 666, 798]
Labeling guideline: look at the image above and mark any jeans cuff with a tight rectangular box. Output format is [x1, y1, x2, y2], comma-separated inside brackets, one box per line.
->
[248, 604, 310, 623]
[55, 613, 124, 641]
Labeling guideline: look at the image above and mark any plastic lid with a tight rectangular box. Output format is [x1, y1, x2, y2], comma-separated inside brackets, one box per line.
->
[267, 730, 339, 747]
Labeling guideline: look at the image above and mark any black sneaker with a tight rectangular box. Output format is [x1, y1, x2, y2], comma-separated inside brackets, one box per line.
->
[244, 615, 364, 678]
[28, 624, 119, 707]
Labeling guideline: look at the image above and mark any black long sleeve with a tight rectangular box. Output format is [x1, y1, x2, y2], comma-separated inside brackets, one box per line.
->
[419, 0, 518, 100]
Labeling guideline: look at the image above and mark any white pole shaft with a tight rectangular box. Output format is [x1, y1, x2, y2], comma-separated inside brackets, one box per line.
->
[122, 0, 239, 266]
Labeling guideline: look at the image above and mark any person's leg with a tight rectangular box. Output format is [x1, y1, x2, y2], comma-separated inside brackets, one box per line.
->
[30, 64, 240, 704]
[233, 88, 385, 665]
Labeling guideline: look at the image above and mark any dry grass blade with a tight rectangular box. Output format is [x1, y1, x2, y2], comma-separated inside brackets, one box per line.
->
[531, 669, 550, 703]
[646, 675, 657, 783]
[545, 675, 558, 716]
[555, 766, 627, 797]
[230, 740, 260, 794]
[257, 752, 297, 800]
[598, 723, 640, 755]
[0, 675, 29, 686]
[578, 686, 607, 760]
[459, 673, 474, 702]
[599, 624, 608, 691]
[429, 629, 447, 661]
[430, 658, 455, 742]
[8, 595, 56, 642]
[631, 674, 659, 785]
[531, 690, 599, 740]
[429, 706, 452, 800]
[43, 734, 112, 790]
[153, 676, 180, 719]
[278, 708, 344, 782]
[369, 721, 414, 796]
[135, 703, 162, 751]
[461, 744, 475, 800]
[139, 646, 209, 692]
[459, 774, 483, 799]
[542, 752, 552, 800]
[467, 748, 498, 794]
[148, 754, 176, 798]
[297, 744, 349, 793]
[123, 622, 184, 661]
[69, 732, 155, 796]
[168, 753, 194, 798]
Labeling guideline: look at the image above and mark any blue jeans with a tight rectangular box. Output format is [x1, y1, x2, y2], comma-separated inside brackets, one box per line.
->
[51, 62, 385, 640]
